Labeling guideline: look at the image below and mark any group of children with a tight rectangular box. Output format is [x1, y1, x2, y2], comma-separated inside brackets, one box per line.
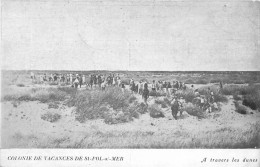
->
[193, 88, 218, 113]
[31, 72, 219, 119]
[128, 79, 187, 95]
[31, 72, 125, 90]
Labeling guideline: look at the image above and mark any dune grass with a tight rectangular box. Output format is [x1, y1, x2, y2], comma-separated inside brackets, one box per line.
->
[2, 87, 68, 103]
[175, 89, 196, 103]
[223, 85, 260, 111]
[199, 86, 227, 102]
[2, 86, 147, 124]
[16, 83, 25, 87]
[149, 104, 165, 118]
[182, 103, 207, 119]
[65, 87, 147, 124]
[234, 101, 247, 114]
[41, 112, 61, 123]
[154, 99, 169, 108]
[9, 123, 259, 148]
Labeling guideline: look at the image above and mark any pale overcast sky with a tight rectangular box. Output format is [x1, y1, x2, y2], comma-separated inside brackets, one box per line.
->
[1, 0, 260, 71]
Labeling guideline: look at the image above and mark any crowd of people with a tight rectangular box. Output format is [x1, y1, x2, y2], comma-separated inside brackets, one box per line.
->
[30, 72, 126, 90]
[128, 78, 219, 119]
[30, 72, 221, 119]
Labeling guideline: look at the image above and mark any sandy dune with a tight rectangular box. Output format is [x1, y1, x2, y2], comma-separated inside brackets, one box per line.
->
[1, 84, 260, 148]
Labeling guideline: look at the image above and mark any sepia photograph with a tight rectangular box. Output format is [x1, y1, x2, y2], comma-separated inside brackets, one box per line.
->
[1, 0, 260, 152]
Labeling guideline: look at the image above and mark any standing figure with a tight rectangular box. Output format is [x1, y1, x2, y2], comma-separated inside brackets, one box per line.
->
[90, 75, 94, 88]
[30, 71, 35, 82]
[121, 83, 125, 92]
[142, 83, 149, 105]
[98, 75, 102, 88]
[219, 81, 223, 93]
[82, 75, 86, 85]
[131, 81, 135, 93]
[117, 78, 122, 87]
[171, 97, 180, 120]
[73, 77, 79, 89]
[151, 80, 156, 92]
[112, 76, 116, 86]
[101, 81, 107, 91]
[79, 75, 83, 88]
[69, 74, 73, 85]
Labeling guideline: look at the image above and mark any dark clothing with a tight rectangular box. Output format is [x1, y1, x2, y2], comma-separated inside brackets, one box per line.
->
[142, 88, 149, 99]
[54, 76, 57, 81]
[131, 83, 135, 92]
[171, 101, 179, 120]
[79, 77, 83, 88]
[144, 83, 148, 89]
[75, 83, 78, 88]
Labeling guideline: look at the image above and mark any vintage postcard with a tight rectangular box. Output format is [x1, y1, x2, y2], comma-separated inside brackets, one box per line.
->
[1, 0, 259, 166]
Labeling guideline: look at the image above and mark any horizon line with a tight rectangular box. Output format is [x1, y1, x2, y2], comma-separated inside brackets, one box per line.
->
[1, 69, 260, 73]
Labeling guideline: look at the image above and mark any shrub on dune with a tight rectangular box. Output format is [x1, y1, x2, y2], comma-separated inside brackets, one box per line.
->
[3, 87, 69, 103]
[149, 104, 165, 118]
[234, 80, 246, 84]
[41, 112, 61, 123]
[128, 96, 137, 103]
[49, 82, 58, 85]
[195, 79, 208, 84]
[31, 88, 67, 103]
[221, 85, 257, 96]
[175, 89, 195, 103]
[103, 103, 148, 124]
[16, 83, 25, 87]
[210, 79, 222, 83]
[104, 110, 133, 125]
[243, 92, 260, 110]
[57, 87, 77, 95]
[182, 103, 206, 119]
[121, 79, 130, 85]
[71, 87, 146, 124]
[3, 94, 18, 101]
[135, 102, 148, 114]
[154, 99, 168, 108]
[234, 101, 247, 115]
[184, 79, 196, 84]
[198, 86, 228, 103]
[149, 91, 166, 97]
